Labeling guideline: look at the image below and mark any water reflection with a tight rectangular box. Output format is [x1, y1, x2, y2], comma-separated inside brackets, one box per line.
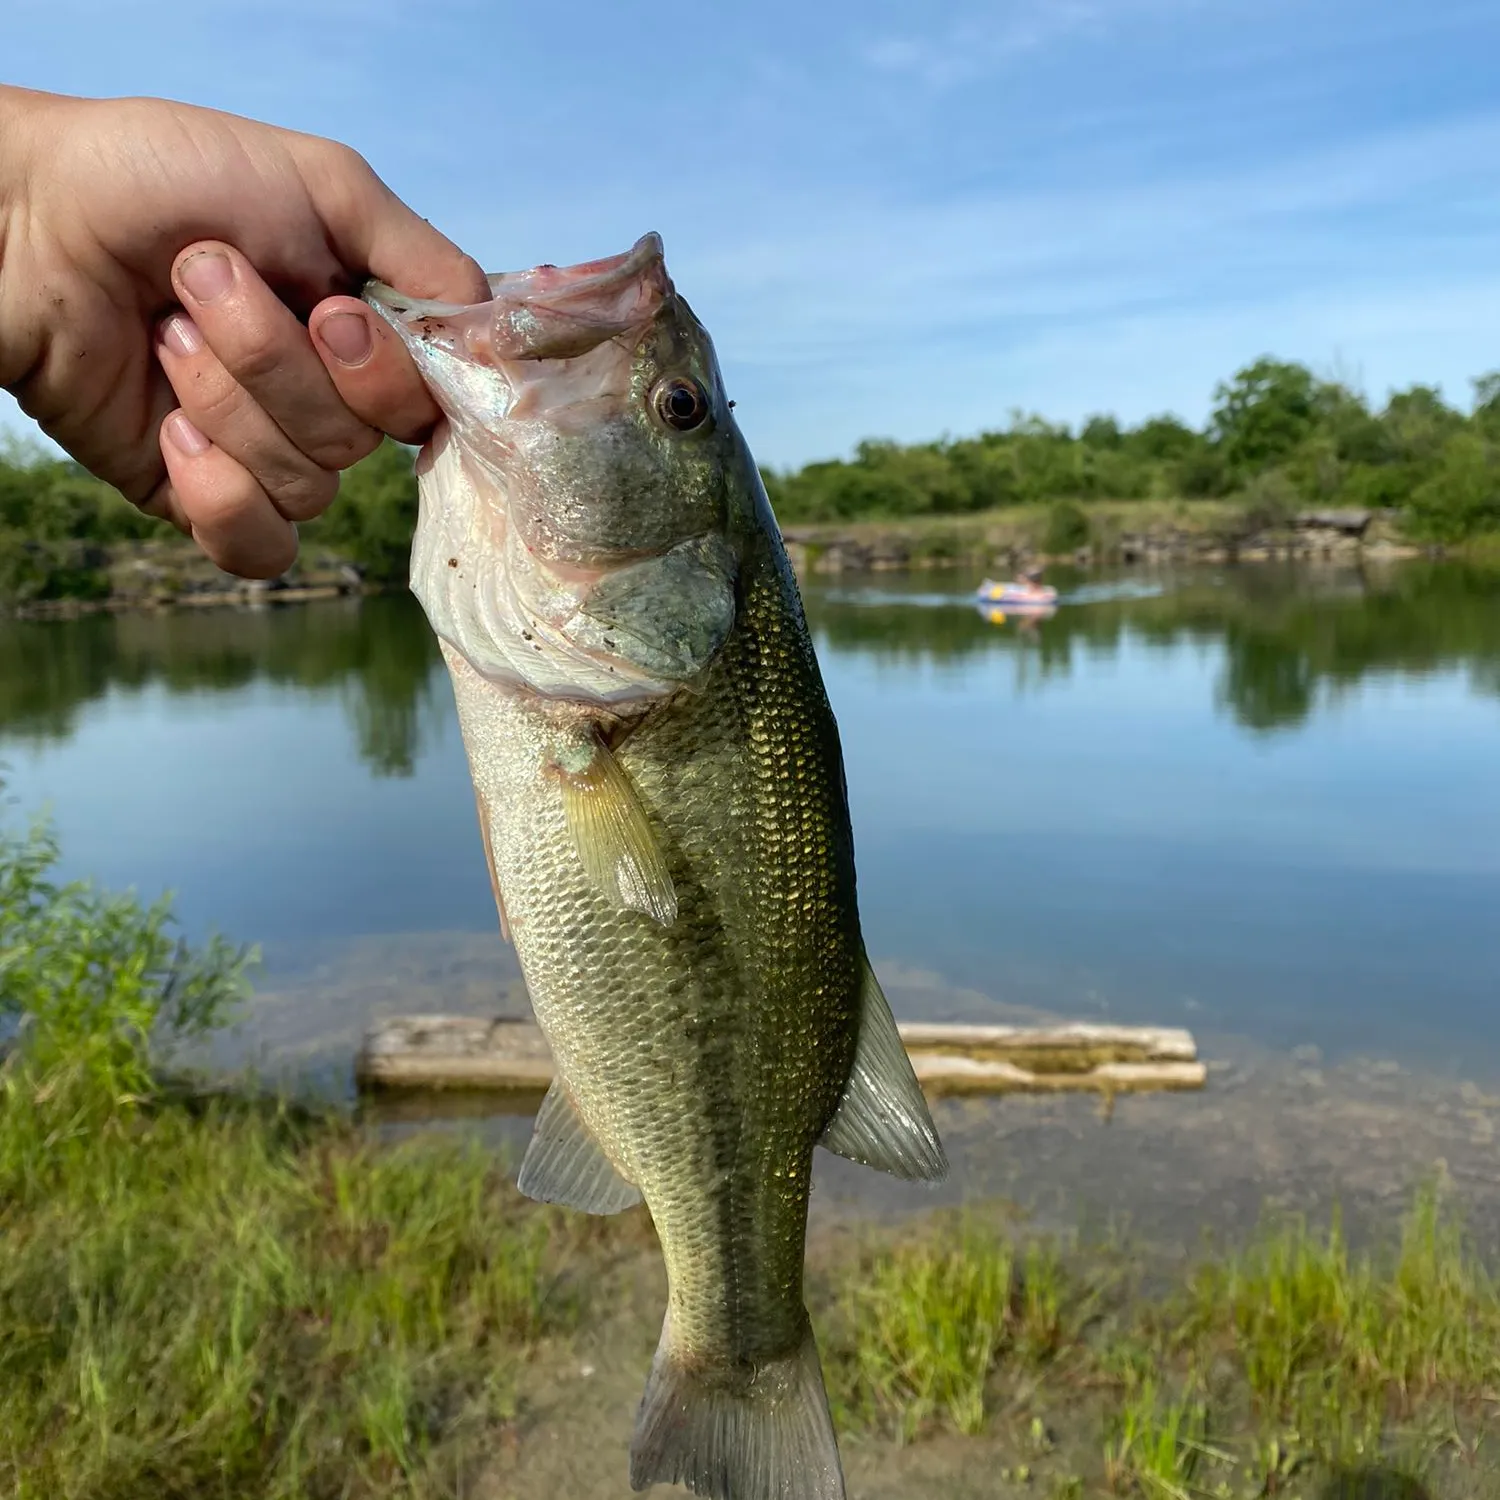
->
[803, 562, 1500, 733]
[976, 602, 1057, 630]
[0, 596, 442, 775]
[3, 566, 1498, 758]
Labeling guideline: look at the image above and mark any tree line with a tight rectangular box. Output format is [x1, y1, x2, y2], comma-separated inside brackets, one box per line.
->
[0, 436, 418, 604]
[3, 356, 1498, 605]
[760, 359, 1500, 542]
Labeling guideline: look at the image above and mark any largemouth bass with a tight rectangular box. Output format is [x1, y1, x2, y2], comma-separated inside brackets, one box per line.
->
[366, 234, 947, 1500]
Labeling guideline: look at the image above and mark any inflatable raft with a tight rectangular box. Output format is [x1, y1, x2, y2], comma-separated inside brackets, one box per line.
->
[976, 579, 1059, 607]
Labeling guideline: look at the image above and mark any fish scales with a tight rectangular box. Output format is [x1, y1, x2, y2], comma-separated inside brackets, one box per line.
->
[451, 527, 860, 1364]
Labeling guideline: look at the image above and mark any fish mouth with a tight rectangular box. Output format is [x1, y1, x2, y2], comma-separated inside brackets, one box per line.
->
[365, 233, 669, 363]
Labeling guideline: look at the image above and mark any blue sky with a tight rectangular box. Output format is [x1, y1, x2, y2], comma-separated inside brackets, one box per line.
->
[5, 0, 1500, 468]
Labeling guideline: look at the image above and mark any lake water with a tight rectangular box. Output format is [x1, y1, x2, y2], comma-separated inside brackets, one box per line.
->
[4, 561, 1499, 1244]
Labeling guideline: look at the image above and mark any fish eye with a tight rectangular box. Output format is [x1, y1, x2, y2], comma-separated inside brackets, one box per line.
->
[652, 377, 711, 433]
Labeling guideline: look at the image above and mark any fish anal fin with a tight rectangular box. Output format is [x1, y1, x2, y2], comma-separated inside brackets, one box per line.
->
[819, 958, 949, 1183]
[551, 734, 677, 926]
[517, 1079, 643, 1215]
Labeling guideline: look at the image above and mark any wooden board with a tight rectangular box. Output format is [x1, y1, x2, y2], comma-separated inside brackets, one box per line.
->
[356, 1015, 1206, 1100]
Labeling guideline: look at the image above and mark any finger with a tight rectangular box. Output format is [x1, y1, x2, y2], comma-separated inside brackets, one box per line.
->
[158, 410, 298, 579]
[172, 242, 382, 473]
[309, 297, 443, 443]
[293, 139, 490, 303]
[135, 478, 194, 536]
[157, 312, 340, 523]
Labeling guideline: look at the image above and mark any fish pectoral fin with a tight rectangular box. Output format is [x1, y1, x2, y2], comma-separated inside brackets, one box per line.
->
[517, 1079, 644, 1215]
[552, 734, 678, 927]
[819, 958, 949, 1183]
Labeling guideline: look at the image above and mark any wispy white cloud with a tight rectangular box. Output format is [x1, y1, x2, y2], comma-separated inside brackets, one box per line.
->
[862, 4, 1105, 85]
[858, 0, 1206, 87]
[671, 110, 1500, 460]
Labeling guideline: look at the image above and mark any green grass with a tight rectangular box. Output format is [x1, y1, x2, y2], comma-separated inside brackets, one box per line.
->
[819, 1223, 1104, 1442]
[823, 1229, 1014, 1440]
[1171, 1188, 1500, 1490]
[0, 1072, 580, 1500]
[817, 1192, 1500, 1495]
[1103, 1376, 1218, 1499]
[0, 801, 581, 1499]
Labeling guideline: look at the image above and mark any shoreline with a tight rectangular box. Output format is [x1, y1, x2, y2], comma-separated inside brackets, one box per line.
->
[9, 577, 388, 621]
[779, 500, 1431, 575]
[2, 502, 1454, 621]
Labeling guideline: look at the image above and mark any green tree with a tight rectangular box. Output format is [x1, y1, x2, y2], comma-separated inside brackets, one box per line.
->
[1404, 432, 1500, 542]
[1380, 385, 1464, 469]
[947, 437, 1022, 510]
[1473, 372, 1500, 438]
[1080, 414, 1123, 449]
[10, 353, 1500, 588]
[1314, 383, 1387, 466]
[302, 439, 420, 581]
[1043, 500, 1091, 553]
[1125, 415, 1201, 463]
[1209, 358, 1320, 478]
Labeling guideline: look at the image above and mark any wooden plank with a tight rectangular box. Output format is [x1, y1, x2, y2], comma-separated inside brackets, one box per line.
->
[359, 1016, 554, 1091]
[895, 1021, 1197, 1066]
[356, 1015, 1204, 1098]
[910, 1054, 1208, 1097]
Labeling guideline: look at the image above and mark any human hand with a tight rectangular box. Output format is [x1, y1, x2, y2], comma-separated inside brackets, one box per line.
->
[0, 86, 487, 576]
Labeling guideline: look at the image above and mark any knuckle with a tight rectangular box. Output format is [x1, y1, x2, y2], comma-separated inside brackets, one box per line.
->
[339, 143, 376, 180]
[260, 461, 338, 522]
[190, 471, 265, 531]
[308, 423, 381, 471]
[172, 359, 246, 428]
[138, 482, 190, 535]
[320, 141, 378, 197]
[223, 326, 287, 387]
[188, 493, 298, 579]
[329, 363, 435, 446]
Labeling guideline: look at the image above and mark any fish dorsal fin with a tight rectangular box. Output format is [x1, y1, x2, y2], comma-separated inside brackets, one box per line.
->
[552, 734, 677, 926]
[517, 1079, 643, 1215]
[819, 958, 949, 1183]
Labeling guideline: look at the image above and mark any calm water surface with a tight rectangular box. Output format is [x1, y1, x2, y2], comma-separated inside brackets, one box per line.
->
[2, 561, 1498, 1084]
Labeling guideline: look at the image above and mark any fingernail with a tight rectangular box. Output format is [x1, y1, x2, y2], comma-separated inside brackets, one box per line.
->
[165, 412, 211, 456]
[160, 313, 203, 357]
[317, 310, 373, 367]
[178, 250, 234, 305]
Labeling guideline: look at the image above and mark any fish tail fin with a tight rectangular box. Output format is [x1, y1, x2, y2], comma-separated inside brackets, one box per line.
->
[629, 1315, 845, 1500]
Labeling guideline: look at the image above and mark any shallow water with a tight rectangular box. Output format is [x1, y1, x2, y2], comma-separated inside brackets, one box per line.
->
[3, 560, 1498, 1240]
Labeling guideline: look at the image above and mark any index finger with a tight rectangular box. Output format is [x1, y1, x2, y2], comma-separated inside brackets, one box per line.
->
[289, 138, 489, 304]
